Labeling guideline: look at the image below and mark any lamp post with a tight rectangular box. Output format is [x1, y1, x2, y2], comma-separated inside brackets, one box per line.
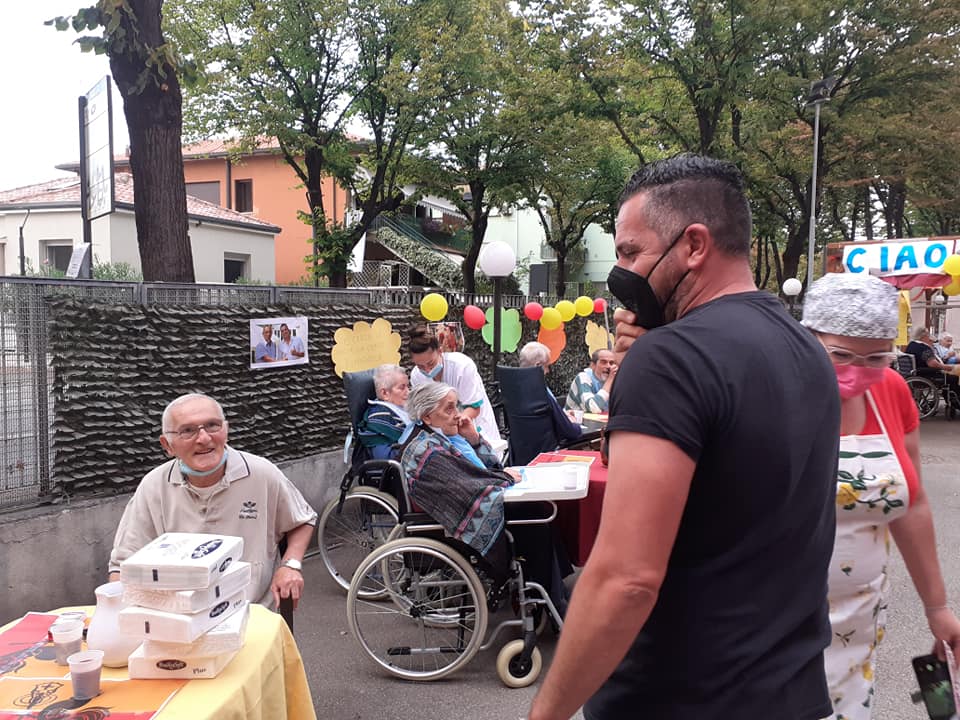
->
[478, 240, 517, 372]
[18, 208, 31, 276]
[783, 276, 803, 318]
[805, 75, 838, 290]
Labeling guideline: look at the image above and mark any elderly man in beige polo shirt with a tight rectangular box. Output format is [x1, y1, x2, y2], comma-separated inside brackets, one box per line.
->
[108, 393, 317, 609]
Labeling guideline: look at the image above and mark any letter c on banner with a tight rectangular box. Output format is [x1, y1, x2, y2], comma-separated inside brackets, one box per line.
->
[925, 243, 948, 271]
[846, 247, 867, 273]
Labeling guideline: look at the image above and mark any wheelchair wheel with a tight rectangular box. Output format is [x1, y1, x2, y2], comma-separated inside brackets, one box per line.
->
[495, 639, 542, 688]
[905, 376, 940, 420]
[347, 537, 488, 681]
[318, 488, 399, 597]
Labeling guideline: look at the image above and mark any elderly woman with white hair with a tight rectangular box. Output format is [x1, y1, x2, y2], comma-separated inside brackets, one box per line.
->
[801, 273, 960, 720]
[357, 364, 412, 460]
[401, 382, 570, 610]
[935, 332, 958, 365]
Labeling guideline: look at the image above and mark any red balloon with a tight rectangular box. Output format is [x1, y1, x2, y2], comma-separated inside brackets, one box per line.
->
[464, 305, 486, 330]
[593, 297, 608, 314]
[523, 302, 544, 321]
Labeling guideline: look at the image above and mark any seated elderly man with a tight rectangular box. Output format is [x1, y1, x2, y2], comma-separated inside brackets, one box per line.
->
[564, 349, 617, 414]
[109, 393, 317, 609]
[935, 332, 958, 364]
[357, 364, 412, 459]
[518, 341, 582, 441]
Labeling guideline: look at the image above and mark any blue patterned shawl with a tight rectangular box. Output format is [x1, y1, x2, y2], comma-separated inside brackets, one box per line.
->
[400, 424, 514, 555]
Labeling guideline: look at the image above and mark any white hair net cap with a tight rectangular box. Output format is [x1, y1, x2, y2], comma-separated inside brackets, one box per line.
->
[801, 272, 899, 339]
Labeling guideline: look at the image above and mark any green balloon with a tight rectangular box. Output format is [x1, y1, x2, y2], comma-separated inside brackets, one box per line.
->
[481, 307, 522, 352]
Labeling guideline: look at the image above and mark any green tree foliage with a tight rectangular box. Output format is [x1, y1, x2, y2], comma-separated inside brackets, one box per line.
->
[167, 0, 471, 287]
[49, 1, 195, 282]
[406, 0, 544, 293]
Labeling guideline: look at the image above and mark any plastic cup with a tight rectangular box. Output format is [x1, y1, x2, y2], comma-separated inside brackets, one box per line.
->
[51, 620, 84, 666]
[572, 410, 584, 425]
[67, 650, 104, 700]
[562, 466, 580, 490]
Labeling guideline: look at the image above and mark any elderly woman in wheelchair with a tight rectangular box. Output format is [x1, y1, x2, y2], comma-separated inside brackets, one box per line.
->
[357, 364, 412, 460]
[344, 382, 570, 687]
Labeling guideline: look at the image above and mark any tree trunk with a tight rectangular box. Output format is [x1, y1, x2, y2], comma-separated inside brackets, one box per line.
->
[304, 148, 329, 286]
[462, 183, 488, 293]
[888, 180, 907, 238]
[781, 220, 809, 282]
[109, 0, 193, 282]
[555, 252, 567, 297]
[863, 185, 874, 240]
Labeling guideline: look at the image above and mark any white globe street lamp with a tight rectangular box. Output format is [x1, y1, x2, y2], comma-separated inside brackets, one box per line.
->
[478, 240, 517, 370]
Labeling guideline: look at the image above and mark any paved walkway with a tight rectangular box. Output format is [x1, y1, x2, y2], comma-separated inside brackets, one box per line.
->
[293, 417, 960, 719]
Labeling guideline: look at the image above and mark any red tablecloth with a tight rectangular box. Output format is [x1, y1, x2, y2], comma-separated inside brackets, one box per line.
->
[528, 450, 607, 566]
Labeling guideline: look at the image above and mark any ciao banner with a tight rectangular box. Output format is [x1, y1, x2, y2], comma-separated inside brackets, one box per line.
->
[842, 239, 957, 277]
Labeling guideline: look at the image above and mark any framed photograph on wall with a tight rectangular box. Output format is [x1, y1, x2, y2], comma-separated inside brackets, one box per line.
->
[428, 322, 464, 353]
[250, 316, 309, 369]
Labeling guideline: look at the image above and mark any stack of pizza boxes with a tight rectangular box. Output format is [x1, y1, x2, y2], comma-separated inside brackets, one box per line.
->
[118, 532, 251, 679]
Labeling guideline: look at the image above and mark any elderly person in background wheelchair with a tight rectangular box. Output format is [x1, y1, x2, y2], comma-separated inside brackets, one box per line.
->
[518, 342, 582, 442]
[935, 332, 958, 364]
[401, 382, 571, 613]
[905, 326, 960, 411]
[357, 364, 412, 460]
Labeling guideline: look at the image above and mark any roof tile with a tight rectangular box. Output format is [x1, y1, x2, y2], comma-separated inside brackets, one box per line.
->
[0, 173, 279, 232]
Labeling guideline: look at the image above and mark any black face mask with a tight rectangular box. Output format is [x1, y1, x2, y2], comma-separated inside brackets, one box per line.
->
[606, 228, 688, 330]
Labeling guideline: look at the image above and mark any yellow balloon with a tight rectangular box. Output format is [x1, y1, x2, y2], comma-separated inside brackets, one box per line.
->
[420, 293, 448, 322]
[540, 307, 562, 330]
[574, 296, 594, 317]
[944, 280, 960, 296]
[555, 300, 576, 322]
[944, 254, 960, 276]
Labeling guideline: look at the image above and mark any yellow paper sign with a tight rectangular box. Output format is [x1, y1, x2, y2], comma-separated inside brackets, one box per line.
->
[331, 318, 402, 377]
[585, 320, 614, 357]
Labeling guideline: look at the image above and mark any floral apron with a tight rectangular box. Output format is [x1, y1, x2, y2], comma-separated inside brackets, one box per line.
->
[826, 391, 910, 720]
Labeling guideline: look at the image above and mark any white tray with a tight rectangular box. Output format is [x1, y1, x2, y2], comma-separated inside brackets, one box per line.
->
[504, 462, 590, 502]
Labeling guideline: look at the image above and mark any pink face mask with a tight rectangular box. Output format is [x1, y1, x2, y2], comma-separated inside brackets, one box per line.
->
[834, 364, 885, 399]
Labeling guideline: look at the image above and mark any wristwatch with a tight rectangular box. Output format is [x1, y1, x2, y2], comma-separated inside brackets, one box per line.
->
[281, 558, 302, 572]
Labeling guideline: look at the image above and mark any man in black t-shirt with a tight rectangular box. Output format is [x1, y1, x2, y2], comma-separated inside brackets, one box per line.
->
[529, 155, 840, 720]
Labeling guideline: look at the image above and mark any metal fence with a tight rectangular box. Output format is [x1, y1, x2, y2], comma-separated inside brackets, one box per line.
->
[0, 276, 568, 511]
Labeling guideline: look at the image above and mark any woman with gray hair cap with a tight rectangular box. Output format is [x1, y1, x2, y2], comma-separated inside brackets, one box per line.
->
[801, 272, 960, 720]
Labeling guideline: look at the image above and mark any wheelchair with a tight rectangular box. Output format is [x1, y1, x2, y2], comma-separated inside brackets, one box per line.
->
[895, 353, 960, 420]
[344, 460, 565, 688]
[317, 370, 401, 596]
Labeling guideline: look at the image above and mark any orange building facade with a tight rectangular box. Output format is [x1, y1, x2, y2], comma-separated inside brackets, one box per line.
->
[181, 141, 349, 284]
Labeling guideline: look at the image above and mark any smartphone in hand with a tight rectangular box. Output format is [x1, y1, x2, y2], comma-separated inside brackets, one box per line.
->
[913, 654, 958, 720]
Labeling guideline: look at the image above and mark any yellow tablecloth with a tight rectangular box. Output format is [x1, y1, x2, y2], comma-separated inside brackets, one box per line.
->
[4, 604, 315, 720]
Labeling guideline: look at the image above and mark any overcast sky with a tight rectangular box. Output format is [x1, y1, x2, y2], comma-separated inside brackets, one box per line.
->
[0, 2, 129, 191]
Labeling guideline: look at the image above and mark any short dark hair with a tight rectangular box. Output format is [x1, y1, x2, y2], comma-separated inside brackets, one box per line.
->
[619, 154, 752, 257]
[406, 324, 440, 354]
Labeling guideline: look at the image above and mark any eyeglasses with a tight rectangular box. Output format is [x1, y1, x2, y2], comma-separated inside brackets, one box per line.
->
[821, 345, 897, 369]
[164, 421, 224, 440]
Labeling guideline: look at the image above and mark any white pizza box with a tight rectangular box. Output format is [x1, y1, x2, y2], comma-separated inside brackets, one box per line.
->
[141, 603, 249, 657]
[120, 532, 244, 590]
[122, 561, 251, 613]
[128, 644, 239, 680]
[118, 589, 246, 644]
